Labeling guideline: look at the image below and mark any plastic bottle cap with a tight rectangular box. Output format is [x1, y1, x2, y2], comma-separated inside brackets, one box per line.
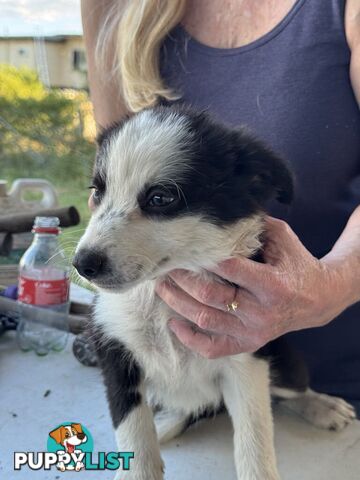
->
[32, 216, 61, 234]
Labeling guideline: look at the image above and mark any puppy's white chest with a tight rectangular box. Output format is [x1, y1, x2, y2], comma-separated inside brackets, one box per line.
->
[95, 284, 224, 412]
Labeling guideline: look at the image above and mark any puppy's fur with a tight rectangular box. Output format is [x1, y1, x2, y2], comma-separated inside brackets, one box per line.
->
[74, 107, 355, 480]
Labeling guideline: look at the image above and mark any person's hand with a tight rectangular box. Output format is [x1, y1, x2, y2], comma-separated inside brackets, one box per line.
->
[156, 217, 353, 359]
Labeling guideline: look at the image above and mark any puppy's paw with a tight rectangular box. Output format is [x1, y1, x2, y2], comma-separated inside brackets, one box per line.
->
[286, 391, 357, 431]
[311, 394, 356, 431]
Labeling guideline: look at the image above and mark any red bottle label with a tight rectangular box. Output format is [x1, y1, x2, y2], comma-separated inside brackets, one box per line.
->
[18, 276, 70, 306]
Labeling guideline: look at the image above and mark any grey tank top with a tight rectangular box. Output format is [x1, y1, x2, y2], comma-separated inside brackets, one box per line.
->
[160, 0, 360, 400]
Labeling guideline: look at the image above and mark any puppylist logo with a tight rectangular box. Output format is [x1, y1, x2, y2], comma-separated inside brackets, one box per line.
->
[14, 422, 134, 472]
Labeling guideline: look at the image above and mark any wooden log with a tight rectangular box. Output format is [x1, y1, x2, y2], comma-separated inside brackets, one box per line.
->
[0, 295, 88, 334]
[0, 206, 80, 234]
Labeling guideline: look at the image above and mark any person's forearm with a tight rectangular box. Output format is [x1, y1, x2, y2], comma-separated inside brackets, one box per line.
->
[81, 0, 129, 129]
[321, 205, 360, 308]
[346, 0, 360, 104]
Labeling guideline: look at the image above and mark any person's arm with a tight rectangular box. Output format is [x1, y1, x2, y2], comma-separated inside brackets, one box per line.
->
[322, 206, 360, 305]
[346, 0, 360, 103]
[81, 0, 129, 129]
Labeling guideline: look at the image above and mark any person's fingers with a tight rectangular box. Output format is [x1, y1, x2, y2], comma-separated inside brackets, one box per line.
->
[209, 256, 272, 294]
[156, 280, 250, 337]
[263, 216, 312, 269]
[168, 269, 255, 312]
[210, 218, 302, 290]
[168, 319, 256, 358]
[263, 216, 302, 252]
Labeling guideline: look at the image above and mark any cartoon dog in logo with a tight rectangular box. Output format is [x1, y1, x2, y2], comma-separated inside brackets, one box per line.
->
[49, 423, 87, 471]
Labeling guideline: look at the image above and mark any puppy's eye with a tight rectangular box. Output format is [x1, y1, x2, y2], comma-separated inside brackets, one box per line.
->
[148, 193, 175, 208]
[65, 431, 70, 438]
[89, 184, 104, 204]
[92, 187, 101, 200]
[140, 186, 181, 214]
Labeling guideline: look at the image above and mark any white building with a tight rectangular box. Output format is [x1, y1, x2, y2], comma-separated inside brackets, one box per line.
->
[0, 34, 88, 89]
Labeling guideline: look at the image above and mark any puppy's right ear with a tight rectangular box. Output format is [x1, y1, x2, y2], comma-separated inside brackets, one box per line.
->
[49, 426, 66, 445]
[234, 130, 294, 206]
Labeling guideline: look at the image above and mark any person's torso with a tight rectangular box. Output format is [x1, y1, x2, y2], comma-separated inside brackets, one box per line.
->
[160, 0, 360, 400]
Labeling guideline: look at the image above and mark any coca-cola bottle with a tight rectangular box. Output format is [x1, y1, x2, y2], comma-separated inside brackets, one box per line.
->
[17, 216, 70, 355]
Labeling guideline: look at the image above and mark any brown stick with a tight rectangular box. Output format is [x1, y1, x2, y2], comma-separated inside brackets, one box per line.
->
[0, 206, 80, 234]
[0, 295, 88, 334]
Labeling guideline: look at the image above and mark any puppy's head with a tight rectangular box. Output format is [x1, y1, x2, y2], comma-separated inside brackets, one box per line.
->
[74, 106, 293, 291]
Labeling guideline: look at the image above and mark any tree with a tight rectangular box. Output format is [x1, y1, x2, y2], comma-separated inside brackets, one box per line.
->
[0, 64, 95, 183]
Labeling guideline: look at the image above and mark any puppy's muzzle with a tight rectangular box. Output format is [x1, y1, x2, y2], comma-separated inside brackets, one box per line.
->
[73, 249, 107, 280]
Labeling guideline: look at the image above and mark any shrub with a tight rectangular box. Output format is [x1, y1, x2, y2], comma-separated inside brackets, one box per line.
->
[0, 64, 95, 185]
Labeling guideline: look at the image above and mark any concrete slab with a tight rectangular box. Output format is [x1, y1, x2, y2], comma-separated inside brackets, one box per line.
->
[1, 332, 359, 480]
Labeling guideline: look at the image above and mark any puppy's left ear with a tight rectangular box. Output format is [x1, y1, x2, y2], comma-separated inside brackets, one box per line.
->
[96, 116, 130, 149]
[235, 131, 294, 205]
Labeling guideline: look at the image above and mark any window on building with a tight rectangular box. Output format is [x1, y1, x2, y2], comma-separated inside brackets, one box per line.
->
[72, 50, 87, 72]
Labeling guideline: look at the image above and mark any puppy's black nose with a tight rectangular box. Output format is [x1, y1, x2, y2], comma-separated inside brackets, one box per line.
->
[77, 432, 85, 440]
[73, 250, 105, 280]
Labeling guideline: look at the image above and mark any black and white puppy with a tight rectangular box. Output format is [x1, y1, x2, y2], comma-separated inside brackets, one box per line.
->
[74, 106, 355, 480]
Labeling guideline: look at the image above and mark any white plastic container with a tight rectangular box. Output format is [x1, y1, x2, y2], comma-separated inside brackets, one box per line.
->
[0, 178, 58, 211]
[0, 178, 58, 250]
[8, 178, 58, 210]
